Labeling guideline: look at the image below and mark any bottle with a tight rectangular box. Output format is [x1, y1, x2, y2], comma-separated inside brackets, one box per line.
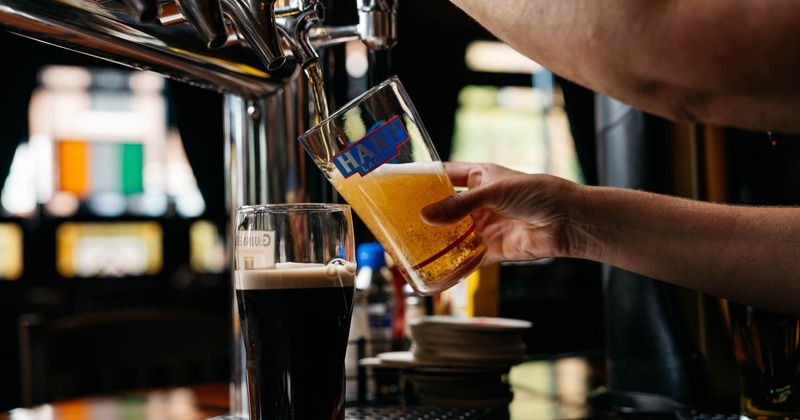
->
[358, 242, 403, 403]
[345, 268, 371, 403]
[402, 283, 427, 339]
[388, 259, 408, 346]
[357, 242, 395, 356]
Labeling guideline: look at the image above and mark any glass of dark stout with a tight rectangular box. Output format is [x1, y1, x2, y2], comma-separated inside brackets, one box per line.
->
[234, 204, 357, 420]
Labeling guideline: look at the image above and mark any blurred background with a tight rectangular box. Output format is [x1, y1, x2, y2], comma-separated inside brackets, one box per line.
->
[5, 1, 795, 414]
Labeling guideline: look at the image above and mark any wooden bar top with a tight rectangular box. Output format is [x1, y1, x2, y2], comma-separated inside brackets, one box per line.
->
[1, 354, 613, 419]
[1, 383, 230, 420]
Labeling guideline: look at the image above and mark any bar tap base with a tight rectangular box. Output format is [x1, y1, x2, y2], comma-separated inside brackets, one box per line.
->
[589, 391, 739, 420]
[208, 406, 502, 420]
[348, 405, 500, 419]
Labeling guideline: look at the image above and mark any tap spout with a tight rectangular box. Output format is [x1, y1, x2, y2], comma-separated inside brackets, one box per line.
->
[277, 0, 324, 68]
[175, 0, 229, 49]
[121, 0, 160, 23]
[356, 0, 397, 51]
[220, 0, 287, 71]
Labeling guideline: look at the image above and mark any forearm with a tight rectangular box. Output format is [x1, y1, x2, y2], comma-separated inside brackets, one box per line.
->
[571, 186, 800, 316]
[449, 0, 800, 133]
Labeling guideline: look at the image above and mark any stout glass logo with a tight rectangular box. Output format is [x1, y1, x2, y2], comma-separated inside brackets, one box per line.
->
[333, 116, 410, 178]
[236, 231, 273, 247]
[236, 230, 276, 269]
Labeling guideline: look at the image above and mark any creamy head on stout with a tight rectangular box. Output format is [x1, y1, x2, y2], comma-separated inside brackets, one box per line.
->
[235, 262, 356, 290]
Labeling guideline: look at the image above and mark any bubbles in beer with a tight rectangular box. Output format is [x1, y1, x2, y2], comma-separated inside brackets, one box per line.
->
[235, 262, 356, 290]
[330, 162, 486, 294]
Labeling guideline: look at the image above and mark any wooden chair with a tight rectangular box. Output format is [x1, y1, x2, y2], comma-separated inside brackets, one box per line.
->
[18, 308, 231, 407]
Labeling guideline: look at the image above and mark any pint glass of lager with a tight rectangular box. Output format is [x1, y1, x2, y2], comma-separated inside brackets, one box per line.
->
[298, 76, 486, 296]
[234, 204, 356, 420]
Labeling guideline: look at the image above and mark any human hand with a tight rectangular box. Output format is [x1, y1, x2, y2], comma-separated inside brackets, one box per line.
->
[420, 162, 581, 265]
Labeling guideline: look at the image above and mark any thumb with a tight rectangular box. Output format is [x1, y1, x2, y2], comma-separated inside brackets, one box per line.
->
[421, 190, 481, 226]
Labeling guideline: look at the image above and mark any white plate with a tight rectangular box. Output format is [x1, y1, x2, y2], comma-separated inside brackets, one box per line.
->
[411, 316, 532, 332]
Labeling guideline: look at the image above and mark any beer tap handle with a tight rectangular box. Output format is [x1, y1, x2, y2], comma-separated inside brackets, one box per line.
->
[175, 0, 229, 48]
[121, 0, 160, 23]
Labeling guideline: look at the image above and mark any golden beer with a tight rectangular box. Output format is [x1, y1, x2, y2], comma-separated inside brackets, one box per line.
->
[331, 161, 486, 295]
[298, 76, 486, 296]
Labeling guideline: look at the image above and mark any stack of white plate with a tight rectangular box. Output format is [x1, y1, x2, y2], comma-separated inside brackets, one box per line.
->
[410, 316, 531, 366]
[369, 316, 532, 408]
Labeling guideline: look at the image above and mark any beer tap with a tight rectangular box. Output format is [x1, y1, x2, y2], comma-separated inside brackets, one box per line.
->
[218, 0, 287, 71]
[356, 0, 398, 52]
[0, 0, 398, 93]
[278, 0, 325, 68]
[156, 0, 288, 71]
[357, 0, 398, 86]
[170, 0, 229, 50]
[121, 0, 160, 23]
[0, 0, 292, 97]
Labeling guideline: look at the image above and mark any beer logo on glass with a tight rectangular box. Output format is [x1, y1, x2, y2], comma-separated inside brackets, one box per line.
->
[235, 230, 275, 270]
[332, 116, 410, 178]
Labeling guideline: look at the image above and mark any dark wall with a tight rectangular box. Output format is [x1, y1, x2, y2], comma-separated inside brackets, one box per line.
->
[392, 1, 493, 160]
[724, 130, 800, 206]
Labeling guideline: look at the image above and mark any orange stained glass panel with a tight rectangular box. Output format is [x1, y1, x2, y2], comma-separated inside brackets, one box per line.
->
[59, 140, 89, 198]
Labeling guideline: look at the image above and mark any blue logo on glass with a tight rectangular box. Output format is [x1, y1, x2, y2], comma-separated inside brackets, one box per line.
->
[333, 116, 410, 178]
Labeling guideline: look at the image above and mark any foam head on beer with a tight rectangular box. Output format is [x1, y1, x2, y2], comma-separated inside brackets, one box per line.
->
[235, 261, 357, 290]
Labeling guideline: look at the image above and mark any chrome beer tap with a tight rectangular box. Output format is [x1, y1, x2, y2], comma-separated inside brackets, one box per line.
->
[357, 0, 398, 85]
[0, 0, 395, 96]
[278, 0, 325, 67]
[0, 0, 296, 97]
[216, 0, 286, 70]
[356, 0, 398, 51]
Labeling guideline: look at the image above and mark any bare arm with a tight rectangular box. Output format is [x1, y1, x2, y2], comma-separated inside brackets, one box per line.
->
[449, 0, 800, 134]
[422, 162, 800, 316]
[574, 186, 800, 316]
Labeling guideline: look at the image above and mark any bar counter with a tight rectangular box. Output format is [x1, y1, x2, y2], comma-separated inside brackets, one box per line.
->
[1, 352, 627, 420]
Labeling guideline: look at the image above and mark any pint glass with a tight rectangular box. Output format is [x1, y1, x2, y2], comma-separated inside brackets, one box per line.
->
[298, 76, 486, 296]
[234, 204, 356, 420]
[726, 302, 800, 419]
